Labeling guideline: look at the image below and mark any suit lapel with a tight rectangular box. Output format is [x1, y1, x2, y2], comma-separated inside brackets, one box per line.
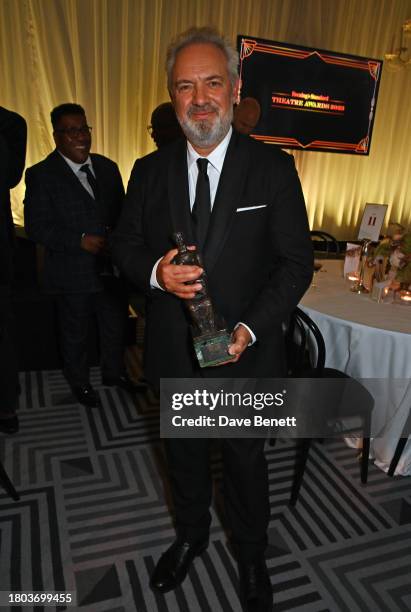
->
[91, 154, 107, 211]
[203, 131, 249, 273]
[168, 140, 194, 244]
[92, 155, 114, 227]
[91, 154, 103, 192]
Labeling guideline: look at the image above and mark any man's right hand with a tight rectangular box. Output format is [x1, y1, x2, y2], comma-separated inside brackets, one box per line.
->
[81, 234, 106, 254]
[156, 248, 203, 299]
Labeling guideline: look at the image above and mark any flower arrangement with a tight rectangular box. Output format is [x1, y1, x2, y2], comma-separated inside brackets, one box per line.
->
[373, 223, 411, 289]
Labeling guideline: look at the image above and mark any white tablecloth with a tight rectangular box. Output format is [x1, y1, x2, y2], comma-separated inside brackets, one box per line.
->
[300, 260, 411, 476]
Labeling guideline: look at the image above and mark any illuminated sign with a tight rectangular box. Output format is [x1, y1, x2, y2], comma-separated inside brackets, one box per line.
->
[237, 35, 383, 155]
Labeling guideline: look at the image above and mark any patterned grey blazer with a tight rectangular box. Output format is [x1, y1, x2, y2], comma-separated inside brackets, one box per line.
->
[24, 150, 124, 294]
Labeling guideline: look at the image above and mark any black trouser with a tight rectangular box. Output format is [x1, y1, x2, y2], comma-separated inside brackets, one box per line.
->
[0, 293, 19, 414]
[56, 289, 128, 388]
[165, 437, 270, 562]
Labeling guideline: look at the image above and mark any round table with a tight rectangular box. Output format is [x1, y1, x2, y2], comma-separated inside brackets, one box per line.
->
[300, 259, 411, 476]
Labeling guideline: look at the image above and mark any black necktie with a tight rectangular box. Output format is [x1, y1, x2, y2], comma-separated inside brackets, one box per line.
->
[80, 164, 99, 200]
[192, 158, 211, 250]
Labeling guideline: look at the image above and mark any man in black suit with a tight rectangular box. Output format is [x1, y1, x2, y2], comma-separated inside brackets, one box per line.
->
[113, 28, 312, 611]
[148, 102, 184, 149]
[24, 103, 136, 407]
[0, 106, 27, 434]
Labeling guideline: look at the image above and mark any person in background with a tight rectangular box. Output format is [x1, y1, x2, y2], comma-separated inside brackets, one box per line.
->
[113, 27, 312, 612]
[148, 101, 184, 149]
[0, 106, 27, 434]
[233, 97, 261, 135]
[24, 103, 139, 407]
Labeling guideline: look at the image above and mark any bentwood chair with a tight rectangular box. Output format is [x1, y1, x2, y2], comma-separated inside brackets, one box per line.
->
[387, 408, 411, 477]
[310, 230, 340, 258]
[0, 459, 20, 501]
[282, 307, 374, 506]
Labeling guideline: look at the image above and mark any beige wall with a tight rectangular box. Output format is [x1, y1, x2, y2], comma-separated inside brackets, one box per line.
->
[1, 0, 410, 238]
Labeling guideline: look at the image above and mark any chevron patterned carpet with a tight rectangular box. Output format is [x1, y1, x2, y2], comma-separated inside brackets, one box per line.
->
[1, 350, 410, 612]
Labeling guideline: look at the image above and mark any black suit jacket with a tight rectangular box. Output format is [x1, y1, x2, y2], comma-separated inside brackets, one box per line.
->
[113, 131, 313, 383]
[24, 150, 125, 294]
[0, 107, 27, 290]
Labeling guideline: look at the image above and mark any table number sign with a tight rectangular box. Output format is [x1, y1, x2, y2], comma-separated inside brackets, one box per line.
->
[358, 203, 388, 242]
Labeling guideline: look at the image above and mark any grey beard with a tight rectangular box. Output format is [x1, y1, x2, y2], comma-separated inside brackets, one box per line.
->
[179, 107, 233, 149]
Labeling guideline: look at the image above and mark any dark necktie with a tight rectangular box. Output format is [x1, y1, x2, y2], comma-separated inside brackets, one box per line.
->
[192, 158, 211, 250]
[80, 164, 99, 200]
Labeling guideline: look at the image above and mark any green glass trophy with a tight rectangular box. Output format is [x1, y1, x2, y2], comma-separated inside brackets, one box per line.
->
[172, 231, 235, 368]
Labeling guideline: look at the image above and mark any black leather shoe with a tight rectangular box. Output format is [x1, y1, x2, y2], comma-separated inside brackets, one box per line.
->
[72, 385, 101, 407]
[238, 558, 273, 612]
[0, 415, 19, 435]
[150, 539, 208, 593]
[102, 374, 146, 394]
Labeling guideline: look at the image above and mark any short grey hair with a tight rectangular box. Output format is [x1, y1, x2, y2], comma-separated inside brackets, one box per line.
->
[166, 26, 239, 91]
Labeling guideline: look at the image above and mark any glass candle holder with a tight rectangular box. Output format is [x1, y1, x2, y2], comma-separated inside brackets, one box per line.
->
[345, 271, 360, 289]
[396, 290, 411, 305]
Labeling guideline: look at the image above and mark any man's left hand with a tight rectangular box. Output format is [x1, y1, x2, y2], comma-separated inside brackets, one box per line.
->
[226, 324, 251, 363]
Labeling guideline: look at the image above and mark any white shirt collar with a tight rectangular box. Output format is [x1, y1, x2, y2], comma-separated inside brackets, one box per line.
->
[58, 151, 92, 174]
[186, 126, 232, 173]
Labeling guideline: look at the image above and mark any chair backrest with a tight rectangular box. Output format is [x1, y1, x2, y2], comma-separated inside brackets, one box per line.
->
[310, 230, 340, 257]
[285, 307, 326, 377]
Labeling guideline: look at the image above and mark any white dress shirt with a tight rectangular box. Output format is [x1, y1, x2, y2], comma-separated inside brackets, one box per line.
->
[150, 127, 256, 343]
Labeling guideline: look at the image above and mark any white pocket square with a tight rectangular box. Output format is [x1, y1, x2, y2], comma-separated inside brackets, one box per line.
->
[236, 205, 267, 212]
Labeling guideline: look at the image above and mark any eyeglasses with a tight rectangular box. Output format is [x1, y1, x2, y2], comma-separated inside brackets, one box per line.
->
[146, 125, 153, 135]
[55, 126, 92, 137]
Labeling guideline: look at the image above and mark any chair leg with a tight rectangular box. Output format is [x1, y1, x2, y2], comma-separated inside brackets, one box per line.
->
[0, 460, 20, 501]
[360, 437, 370, 484]
[388, 438, 408, 477]
[290, 439, 311, 506]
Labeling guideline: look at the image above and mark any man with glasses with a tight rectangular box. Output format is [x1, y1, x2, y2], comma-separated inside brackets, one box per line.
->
[24, 103, 136, 407]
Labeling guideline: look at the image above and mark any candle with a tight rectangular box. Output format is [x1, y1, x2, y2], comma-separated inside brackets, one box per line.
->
[347, 273, 359, 281]
[399, 290, 411, 303]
